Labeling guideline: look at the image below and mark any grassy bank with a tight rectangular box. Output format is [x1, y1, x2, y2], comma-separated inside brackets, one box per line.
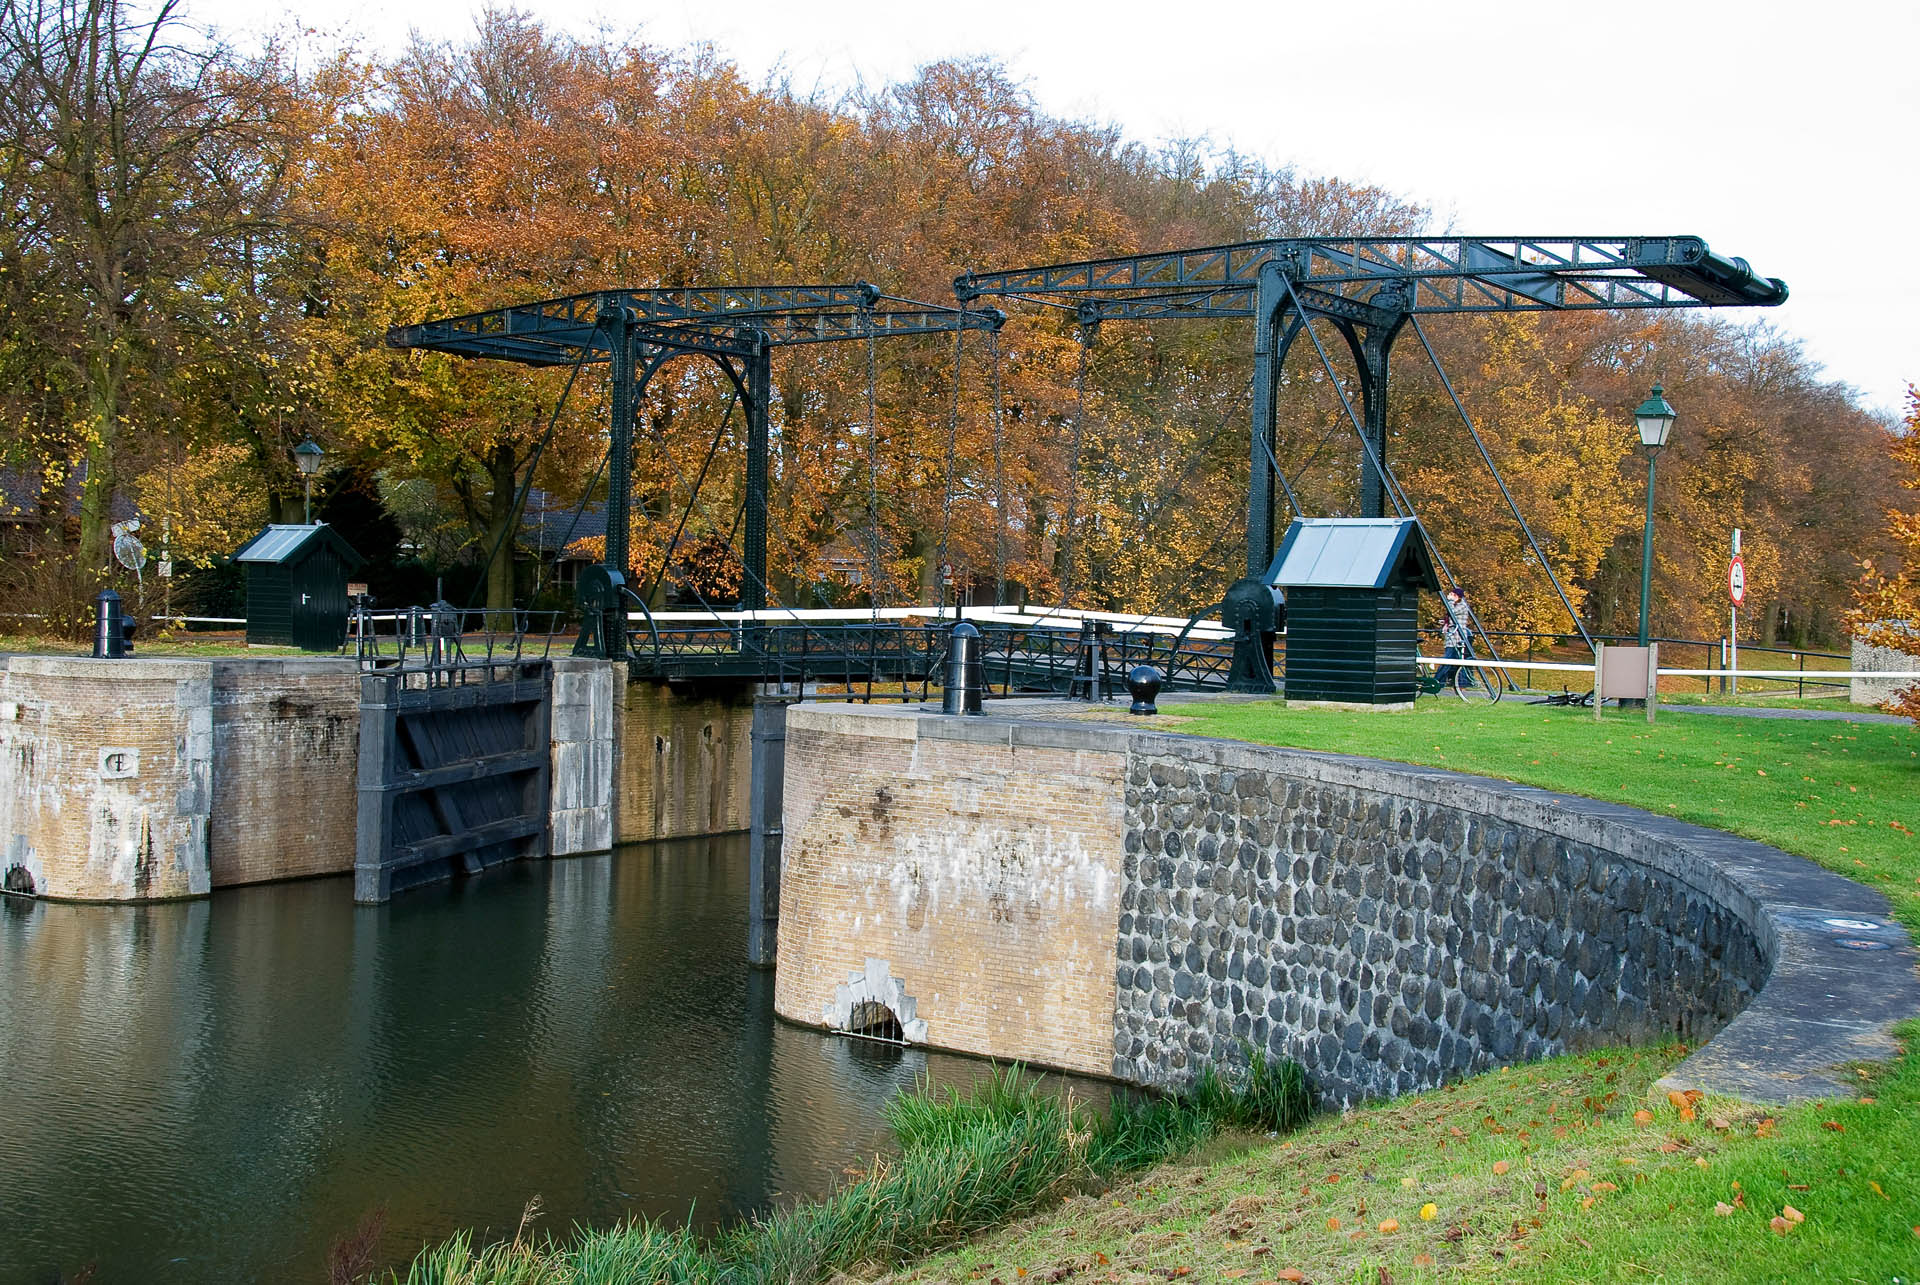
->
[378, 1059, 1312, 1285]
[889, 700, 1919, 1282]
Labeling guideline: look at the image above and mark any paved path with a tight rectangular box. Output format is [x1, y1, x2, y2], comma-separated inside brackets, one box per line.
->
[1667, 703, 1909, 725]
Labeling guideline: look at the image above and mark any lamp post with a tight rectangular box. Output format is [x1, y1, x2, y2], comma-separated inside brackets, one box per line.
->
[293, 437, 326, 524]
[1632, 385, 1677, 647]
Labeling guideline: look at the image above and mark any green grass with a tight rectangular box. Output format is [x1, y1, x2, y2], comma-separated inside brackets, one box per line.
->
[376, 1058, 1312, 1285]
[0, 631, 305, 657]
[1173, 700, 1919, 925]
[889, 700, 1920, 1284]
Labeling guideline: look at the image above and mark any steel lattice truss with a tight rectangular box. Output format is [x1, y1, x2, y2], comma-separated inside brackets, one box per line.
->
[953, 235, 1787, 324]
[387, 283, 1001, 365]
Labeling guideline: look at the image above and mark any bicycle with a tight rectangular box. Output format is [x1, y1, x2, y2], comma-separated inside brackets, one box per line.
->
[1527, 686, 1593, 708]
[1417, 654, 1502, 704]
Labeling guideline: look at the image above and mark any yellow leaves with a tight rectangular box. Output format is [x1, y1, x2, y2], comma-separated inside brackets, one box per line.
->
[1419, 1202, 1438, 1221]
[1871, 1181, 1889, 1200]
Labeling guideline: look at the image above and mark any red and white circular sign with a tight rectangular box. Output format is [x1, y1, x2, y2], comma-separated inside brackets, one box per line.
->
[1728, 554, 1747, 606]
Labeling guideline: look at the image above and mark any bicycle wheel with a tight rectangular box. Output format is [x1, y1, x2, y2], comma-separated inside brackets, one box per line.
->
[1451, 666, 1499, 704]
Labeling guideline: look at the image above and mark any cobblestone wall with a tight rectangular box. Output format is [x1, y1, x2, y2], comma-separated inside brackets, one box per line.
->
[1118, 751, 1765, 1105]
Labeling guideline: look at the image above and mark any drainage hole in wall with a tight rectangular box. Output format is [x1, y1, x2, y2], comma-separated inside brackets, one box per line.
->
[842, 999, 905, 1045]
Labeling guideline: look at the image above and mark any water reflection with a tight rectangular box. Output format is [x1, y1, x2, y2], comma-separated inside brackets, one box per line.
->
[0, 838, 1089, 1284]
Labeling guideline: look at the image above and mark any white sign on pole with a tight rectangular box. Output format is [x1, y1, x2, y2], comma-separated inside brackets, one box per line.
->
[1728, 555, 1747, 606]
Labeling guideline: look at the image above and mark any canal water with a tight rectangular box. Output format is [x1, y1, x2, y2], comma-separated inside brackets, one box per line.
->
[0, 838, 1067, 1283]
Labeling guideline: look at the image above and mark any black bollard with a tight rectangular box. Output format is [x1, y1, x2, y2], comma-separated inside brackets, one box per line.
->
[92, 589, 125, 659]
[1127, 664, 1162, 715]
[942, 621, 984, 715]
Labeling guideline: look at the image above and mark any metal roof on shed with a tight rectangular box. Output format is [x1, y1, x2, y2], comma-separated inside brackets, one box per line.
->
[233, 523, 365, 567]
[1265, 518, 1439, 590]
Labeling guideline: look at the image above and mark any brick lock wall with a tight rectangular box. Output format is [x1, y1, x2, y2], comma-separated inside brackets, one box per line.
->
[774, 706, 1127, 1078]
[0, 657, 212, 900]
[208, 660, 361, 885]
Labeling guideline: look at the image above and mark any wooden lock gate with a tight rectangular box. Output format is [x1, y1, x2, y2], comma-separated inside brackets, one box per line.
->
[354, 658, 552, 902]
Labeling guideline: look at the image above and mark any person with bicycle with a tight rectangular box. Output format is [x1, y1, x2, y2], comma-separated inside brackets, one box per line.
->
[1437, 586, 1473, 691]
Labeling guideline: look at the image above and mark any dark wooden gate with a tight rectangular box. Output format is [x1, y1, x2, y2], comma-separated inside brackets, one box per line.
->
[355, 658, 552, 902]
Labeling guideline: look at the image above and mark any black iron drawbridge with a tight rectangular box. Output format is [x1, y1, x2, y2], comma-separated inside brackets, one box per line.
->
[387, 235, 1785, 689]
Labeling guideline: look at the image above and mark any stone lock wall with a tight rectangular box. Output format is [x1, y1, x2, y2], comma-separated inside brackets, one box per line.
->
[209, 659, 360, 886]
[617, 680, 753, 845]
[0, 657, 214, 900]
[776, 702, 1920, 1105]
[775, 707, 1128, 1077]
[1118, 750, 1764, 1104]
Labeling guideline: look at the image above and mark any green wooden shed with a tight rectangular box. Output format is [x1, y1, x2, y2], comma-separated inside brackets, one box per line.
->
[233, 523, 366, 650]
[1266, 518, 1442, 706]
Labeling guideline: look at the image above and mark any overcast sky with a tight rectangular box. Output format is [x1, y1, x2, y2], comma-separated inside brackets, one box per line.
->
[201, 0, 1918, 418]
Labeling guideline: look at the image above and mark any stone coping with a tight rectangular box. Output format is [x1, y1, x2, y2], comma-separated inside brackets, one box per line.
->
[797, 701, 1920, 1102]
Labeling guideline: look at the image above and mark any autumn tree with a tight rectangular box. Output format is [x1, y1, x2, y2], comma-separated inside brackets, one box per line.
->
[0, 0, 281, 580]
[1849, 388, 1920, 722]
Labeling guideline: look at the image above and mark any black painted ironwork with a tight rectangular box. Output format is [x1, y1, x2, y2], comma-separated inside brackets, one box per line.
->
[955, 234, 1787, 643]
[391, 286, 1004, 660]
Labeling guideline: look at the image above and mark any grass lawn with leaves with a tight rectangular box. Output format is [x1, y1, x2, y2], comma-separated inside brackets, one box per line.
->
[892, 701, 1920, 1285]
[0, 631, 304, 658]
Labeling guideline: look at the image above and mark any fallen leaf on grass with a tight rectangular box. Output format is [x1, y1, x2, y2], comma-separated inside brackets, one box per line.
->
[1325, 1218, 1340, 1231]
[1378, 1219, 1399, 1234]
[1591, 1182, 1618, 1194]
[1822, 1121, 1844, 1132]
[1492, 1160, 1510, 1175]
[1708, 1116, 1731, 1131]
[1413, 1253, 1435, 1268]
[1276, 1271, 1307, 1283]
[1220, 1272, 1249, 1280]
[1871, 1181, 1888, 1200]
[1633, 1110, 1654, 1127]
[1770, 1216, 1793, 1235]
[1714, 1202, 1735, 1216]
[1666, 1090, 1697, 1121]
[1400, 1176, 1416, 1188]
[1695, 1158, 1710, 1169]
[1783, 1205, 1804, 1224]
[1420, 1203, 1437, 1221]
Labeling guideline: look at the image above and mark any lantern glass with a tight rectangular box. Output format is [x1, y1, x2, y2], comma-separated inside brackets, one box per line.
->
[294, 437, 326, 477]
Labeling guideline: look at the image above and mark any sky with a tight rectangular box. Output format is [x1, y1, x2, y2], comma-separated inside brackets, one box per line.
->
[201, 0, 1919, 419]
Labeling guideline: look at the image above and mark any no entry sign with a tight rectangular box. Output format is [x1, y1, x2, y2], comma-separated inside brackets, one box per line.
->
[1729, 554, 1747, 606]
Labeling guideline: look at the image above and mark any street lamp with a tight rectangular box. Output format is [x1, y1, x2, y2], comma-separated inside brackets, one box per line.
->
[293, 437, 326, 524]
[1632, 384, 1677, 647]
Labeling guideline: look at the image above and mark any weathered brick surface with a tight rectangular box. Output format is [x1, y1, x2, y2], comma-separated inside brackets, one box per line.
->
[208, 659, 360, 885]
[774, 705, 1126, 1078]
[616, 680, 752, 843]
[0, 657, 212, 900]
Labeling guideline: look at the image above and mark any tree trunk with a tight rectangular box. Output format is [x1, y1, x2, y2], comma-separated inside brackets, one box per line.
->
[484, 442, 518, 628]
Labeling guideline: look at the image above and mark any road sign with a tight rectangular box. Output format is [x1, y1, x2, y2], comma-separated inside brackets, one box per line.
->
[1729, 554, 1747, 606]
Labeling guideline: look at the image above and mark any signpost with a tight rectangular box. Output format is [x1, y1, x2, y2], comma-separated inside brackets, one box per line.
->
[1728, 530, 1744, 694]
